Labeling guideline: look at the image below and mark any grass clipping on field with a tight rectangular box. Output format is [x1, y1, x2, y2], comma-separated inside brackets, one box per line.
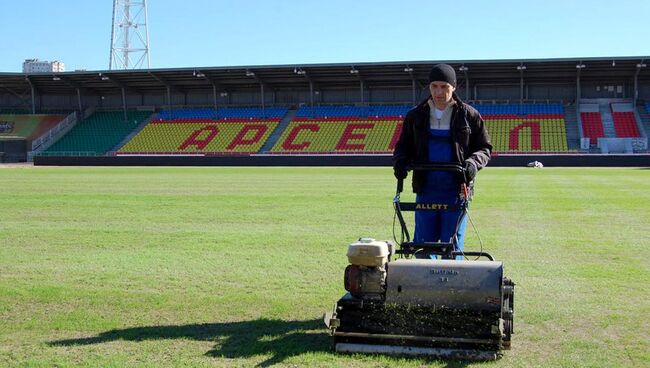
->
[0, 166, 648, 367]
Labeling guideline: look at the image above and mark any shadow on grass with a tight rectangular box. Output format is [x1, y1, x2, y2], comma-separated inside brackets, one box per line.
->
[49, 318, 328, 367]
[49, 318, 481, 367]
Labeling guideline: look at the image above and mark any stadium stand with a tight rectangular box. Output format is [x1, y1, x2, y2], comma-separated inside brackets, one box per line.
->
[580, 112, 605, 145]
[271, 105, 409, 154]
[117, 108, 287, 155]
[42, 111, 151, 156]
[271, 103, 570, 154]
[0, 114, 66, 141]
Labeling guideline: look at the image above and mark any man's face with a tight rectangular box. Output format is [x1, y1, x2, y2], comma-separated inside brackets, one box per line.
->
[429, 81, 455, 106]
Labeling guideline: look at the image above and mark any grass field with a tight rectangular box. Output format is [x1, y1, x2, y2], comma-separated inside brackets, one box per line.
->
[0, 166, 648, 367]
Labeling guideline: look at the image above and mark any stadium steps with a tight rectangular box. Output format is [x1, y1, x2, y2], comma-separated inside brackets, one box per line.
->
[637, 104, 650, 137]
[598, 101, 617, 138]
[563, 104, 580, 150]
[28, 112, 79, 161]
[109, 112, 157, 153]
[259, 108, 297, 153]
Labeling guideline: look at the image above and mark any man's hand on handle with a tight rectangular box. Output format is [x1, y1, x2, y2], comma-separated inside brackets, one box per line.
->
[394, 160, 408, 180]
[463, 160, 477, 183]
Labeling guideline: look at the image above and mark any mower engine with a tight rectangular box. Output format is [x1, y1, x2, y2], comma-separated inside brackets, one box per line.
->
[325, 238, 515, 360]
[343, 238, 390, 301]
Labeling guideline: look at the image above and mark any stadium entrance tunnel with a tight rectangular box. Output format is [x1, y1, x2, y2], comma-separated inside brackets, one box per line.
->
[48, 318, 328, 367]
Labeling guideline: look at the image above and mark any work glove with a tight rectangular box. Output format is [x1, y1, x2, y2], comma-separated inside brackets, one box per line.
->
[393, 161, 408, 180]
[463, 159, 477, 183]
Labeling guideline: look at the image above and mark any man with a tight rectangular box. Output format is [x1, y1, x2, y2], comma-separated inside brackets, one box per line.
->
[393, 64, 492, 256]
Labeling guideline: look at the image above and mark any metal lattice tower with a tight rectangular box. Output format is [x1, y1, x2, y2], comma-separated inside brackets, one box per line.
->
[109, 0, 151, 70]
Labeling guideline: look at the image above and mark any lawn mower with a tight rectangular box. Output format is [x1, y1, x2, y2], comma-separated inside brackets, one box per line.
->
[324, 163, 515, 360]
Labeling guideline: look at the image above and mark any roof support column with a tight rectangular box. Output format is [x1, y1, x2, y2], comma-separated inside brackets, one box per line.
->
[359, 80, 364, 105]
[576, 62, 585, 103]
[212, 84, 218, 111]
[76, 88, 83, 113]
[309, 81, 314, 109]
[403, 66, 416, 105]
[411, 79, 416, 105]
[634, 60, 646, 103]
[121, 87, 128, 121]
[516, 64, 526, 105]
[459, 65, 470, 101]
[260, 83, 265, 117]
[166, 86, 171, 108]
[634, 72, 638, 103]
[25, 77, 36, 114]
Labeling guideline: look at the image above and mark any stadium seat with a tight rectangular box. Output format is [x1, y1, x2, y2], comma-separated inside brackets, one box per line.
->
[120, 120, 278, 154]
[271, 120, 400, 153]
[118, 108, 286, 155]
[580, 112, 605, 145]
[611, 112, 640, 138]
[271, 103, 569, 154]
[271, 105, 408, 154]
[481, 117, 568, 152]
[471, 104, 568, 153]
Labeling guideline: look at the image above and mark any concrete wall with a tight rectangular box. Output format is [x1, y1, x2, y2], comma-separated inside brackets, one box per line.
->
[34, 154, 650, 167]
[527, 84, 576, 101]
[581, 82, 633, 99]
[475, 85, 520, 100]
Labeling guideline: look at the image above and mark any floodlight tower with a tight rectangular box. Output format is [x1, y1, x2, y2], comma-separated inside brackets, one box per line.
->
[109, 0, 151, 70]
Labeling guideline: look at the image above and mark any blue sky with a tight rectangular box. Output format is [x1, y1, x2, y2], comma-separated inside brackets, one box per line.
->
[1, 0, 648, 72]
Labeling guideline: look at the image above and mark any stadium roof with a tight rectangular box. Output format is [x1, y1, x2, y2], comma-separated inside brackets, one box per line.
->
[0, 56, 648, 96]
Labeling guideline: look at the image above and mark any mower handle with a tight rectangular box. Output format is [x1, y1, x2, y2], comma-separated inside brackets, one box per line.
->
[396, 162, 465, 194]
[407, 162, 464, 173]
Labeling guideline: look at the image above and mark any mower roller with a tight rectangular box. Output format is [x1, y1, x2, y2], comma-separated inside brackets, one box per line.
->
[324, 163, 515, 360]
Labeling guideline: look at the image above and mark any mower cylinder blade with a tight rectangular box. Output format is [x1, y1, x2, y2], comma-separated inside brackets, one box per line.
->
[335, 343, 499, 360]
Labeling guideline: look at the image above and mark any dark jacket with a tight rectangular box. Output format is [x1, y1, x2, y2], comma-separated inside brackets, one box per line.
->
[393, 93, 492, 193]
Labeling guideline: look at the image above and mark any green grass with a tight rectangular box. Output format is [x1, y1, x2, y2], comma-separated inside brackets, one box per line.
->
[0, 166, 648, 367]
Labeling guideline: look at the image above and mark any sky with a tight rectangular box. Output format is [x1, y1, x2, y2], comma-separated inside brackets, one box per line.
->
[1, 0, 649, 72]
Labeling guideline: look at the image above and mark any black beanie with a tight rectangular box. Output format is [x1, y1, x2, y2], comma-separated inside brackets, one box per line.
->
[428, 64, 456, 87]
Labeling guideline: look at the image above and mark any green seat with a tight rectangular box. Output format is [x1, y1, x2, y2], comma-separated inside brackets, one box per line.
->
[42, 111, 151, 156]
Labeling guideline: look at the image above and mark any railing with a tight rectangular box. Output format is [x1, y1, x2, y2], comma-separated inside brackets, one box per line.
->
[36, 151, 101, 157]
[30, 111, 78, 151]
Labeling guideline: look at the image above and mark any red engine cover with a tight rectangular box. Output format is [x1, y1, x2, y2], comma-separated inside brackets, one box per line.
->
[344, 265, 362, 295]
